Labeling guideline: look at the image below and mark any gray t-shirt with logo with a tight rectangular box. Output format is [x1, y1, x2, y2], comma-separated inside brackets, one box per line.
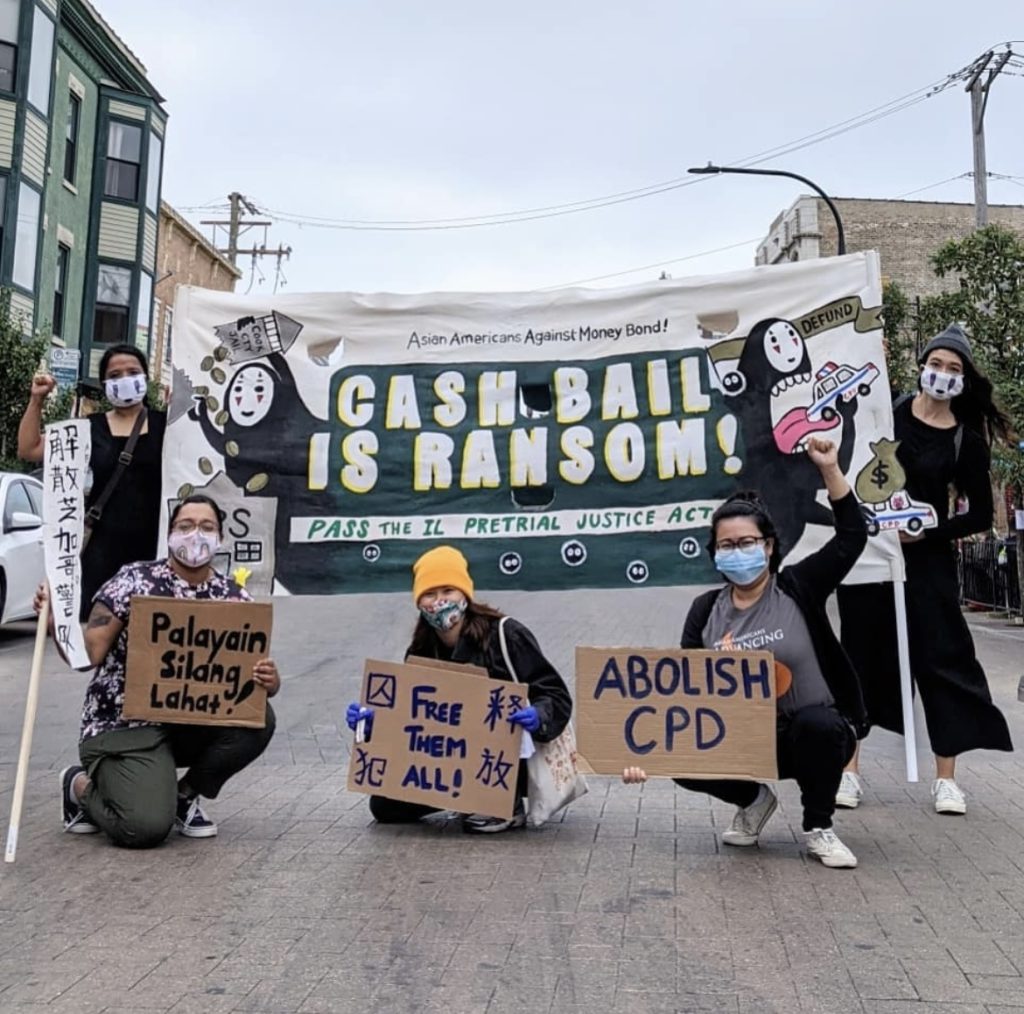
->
[701, 576, 834, 717]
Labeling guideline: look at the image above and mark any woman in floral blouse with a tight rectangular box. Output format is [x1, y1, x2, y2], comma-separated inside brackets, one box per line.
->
[42, 494, 280, 848]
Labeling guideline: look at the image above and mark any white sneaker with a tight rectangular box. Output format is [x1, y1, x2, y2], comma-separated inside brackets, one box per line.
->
[721, 785, 778, 847]
[835, 771, 863, 809]
[932, 778, 966, 815]
[803, 827, 858, 868]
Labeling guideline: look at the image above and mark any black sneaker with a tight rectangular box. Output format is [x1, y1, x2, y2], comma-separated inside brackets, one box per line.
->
[462, 799, 527, 834]
[175, 795, 218, 838]
[59, 766, 98, 834]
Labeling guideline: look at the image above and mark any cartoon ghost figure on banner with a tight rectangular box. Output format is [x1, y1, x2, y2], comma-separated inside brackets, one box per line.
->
[714, 317, 875, 559]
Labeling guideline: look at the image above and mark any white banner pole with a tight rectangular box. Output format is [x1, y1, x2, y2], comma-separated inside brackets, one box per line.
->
[892, 577, 918, 783]
[5, 595, 50, 863]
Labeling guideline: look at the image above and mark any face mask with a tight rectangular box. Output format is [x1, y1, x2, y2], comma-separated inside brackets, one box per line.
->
[105, 374, 147, 408]
[168, 530, 220, 569]
[920, 366, 964, 401]
[419, 598, 467, 632]
[714, 545, 769, 586]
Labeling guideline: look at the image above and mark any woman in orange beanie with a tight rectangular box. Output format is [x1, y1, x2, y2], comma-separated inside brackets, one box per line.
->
[346, 545, 572, 833]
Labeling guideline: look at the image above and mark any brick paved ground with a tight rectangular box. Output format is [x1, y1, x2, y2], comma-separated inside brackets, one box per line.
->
[1, 588, 1024, 1013]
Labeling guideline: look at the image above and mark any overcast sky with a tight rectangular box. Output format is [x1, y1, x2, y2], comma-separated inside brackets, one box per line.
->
[96, 0, 1024, 295]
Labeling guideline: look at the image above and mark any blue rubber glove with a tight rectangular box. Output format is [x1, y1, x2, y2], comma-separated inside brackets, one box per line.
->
[508, 704, 540, 733]
[345, 702, 374, 733]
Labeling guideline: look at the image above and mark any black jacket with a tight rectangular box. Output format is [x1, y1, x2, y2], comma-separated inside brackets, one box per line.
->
[680, 491, 870, 736]
[407, 616, 572, 743]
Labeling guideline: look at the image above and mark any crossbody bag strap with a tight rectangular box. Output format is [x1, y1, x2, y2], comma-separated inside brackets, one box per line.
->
[497, 616, 519, 683]
[85, 407, 148, 529]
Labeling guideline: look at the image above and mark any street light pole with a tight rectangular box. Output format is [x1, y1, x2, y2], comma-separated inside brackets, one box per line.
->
[688, 164, 846, 257]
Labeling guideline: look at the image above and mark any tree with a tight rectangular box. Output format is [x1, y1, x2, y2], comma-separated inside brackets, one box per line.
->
[880, 280, 918, 393]
[922, 225, 1024, 616]
[0, 290, 74, 472]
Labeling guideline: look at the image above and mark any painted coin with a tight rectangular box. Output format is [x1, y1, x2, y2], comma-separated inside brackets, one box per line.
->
[225, 440, 239, 457]
[198, 457, 213, 475]
[246, 473, 270, 492]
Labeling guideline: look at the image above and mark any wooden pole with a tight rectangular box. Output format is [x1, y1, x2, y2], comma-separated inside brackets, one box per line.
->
[5, 595, 50, 863]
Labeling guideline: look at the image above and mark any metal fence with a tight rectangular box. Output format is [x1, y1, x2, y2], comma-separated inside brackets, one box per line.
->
[957, 538, 1021, 613]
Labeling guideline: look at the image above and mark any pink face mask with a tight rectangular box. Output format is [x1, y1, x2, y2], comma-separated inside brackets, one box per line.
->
[167, 529, 220, 568]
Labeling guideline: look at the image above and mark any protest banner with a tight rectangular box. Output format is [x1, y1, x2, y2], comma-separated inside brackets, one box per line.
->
[43, 419, 91, 669]
[575, 647, 777, 780]
[123, 597, 271, 728]
[165, 252, 911, 598]
[346, 659, 523, 818]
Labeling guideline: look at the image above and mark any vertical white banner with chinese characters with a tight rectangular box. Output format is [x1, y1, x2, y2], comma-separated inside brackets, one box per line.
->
[43, 420, 91, 669]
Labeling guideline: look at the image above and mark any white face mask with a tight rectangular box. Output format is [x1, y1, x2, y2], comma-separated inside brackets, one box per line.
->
[920, 366, 964, 401]
[105, 374, 147, 408]
[167, 529, 220, 568]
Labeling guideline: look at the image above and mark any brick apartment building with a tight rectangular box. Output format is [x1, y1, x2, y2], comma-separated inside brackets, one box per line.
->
[152, 200, 240, 384]
[756, 196, 1024, 296]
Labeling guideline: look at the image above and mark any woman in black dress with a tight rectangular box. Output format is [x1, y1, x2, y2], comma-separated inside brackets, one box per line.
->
[18, 344, 167, 618]
[836, 325, 1012, 815]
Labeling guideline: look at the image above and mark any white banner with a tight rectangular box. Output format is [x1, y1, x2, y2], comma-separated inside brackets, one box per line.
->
[166, 252, 906, 595]
[43, 419, 91, 668]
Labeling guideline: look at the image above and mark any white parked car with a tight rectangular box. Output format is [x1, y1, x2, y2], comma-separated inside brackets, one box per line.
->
[0, 472, 45, 625]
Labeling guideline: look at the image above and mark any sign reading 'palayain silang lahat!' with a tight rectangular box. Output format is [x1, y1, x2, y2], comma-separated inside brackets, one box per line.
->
[164, 253, 907, 596]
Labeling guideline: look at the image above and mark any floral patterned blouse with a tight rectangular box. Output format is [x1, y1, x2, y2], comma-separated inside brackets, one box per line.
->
[81, 559, 249, 742]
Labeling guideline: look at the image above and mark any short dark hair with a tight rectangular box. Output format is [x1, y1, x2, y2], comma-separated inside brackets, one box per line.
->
[707, 491, 780, 572]
[98, 344, 149, 382]
[169, 494, 226, 536]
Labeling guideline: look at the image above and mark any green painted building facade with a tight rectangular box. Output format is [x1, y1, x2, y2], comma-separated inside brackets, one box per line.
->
[0, 0, 166, 379]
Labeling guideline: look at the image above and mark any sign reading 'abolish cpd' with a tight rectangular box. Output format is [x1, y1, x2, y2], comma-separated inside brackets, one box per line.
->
[575, 647, 777, 779]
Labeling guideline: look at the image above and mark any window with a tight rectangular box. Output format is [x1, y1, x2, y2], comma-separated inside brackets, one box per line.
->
[64, 92, 80, 184]
[93, 263, 131, 345]
[104, 121, 142, 200]
[0, 176, 6, 251]
[135, 271, 152, 351]
[26, 7, 54, 115]
[163, 305, 174, 366]
[24, 480, 42, 516]
[13, 183, 41, 291]
[53, 243, 69, 337]
[145, 132, 161, 212]
[0, 0, 19, 93]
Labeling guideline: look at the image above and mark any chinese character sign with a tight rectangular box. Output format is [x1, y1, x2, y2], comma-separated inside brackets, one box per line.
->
[346, 659, 523, 819]
[43, 419, 91, 668]
[166, 252, 907, 597]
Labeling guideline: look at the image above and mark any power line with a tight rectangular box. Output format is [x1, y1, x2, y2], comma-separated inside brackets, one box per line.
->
[541, 237, 761, 290]
[254, 69, 968, 233]
[895, 173, 973, 198]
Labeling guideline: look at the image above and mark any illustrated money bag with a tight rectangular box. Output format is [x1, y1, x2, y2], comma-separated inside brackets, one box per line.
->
[855, 438, 906, 505]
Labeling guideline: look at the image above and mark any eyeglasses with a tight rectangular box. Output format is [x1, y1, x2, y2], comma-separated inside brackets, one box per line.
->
[171, 522, 219, 535]
[715, 536, 766, 552]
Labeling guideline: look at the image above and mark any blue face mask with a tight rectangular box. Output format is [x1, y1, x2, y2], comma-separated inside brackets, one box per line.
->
[714, 545, 769, 586]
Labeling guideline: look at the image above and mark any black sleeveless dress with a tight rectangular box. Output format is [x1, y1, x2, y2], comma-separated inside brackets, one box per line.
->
[80, 410, 167, 619]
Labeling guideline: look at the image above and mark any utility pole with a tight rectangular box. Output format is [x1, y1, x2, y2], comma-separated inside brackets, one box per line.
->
[201, 193, 293, 289]
[965, 49, 1011, 228]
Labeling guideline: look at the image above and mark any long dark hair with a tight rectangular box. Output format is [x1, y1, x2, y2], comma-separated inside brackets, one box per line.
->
[947, 358, 1012, 447]
[407, 599, 505, 659]
[707, 490, 781, 573]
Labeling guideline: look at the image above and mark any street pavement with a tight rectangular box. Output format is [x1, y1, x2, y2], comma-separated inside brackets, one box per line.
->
[1, 587, 1024, 1014]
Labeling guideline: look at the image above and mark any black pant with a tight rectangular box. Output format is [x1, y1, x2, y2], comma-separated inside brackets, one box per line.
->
[79, 706, 276, 848]
[674, 704, 855, 832]
[369, 759, 528, 824]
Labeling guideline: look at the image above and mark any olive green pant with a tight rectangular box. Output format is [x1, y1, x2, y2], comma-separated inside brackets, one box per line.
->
[78, 706, 276, 849]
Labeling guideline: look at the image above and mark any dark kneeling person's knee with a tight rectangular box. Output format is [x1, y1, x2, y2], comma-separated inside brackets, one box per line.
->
[368, 795, 437, 824]
[108, 808, 175, 849]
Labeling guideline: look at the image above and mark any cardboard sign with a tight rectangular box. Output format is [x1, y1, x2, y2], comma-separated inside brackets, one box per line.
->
[575, 647, 777, 780]
[346, 659, 523, 818]
[123, 597, 271, 728]
[43, 419, 91, 668]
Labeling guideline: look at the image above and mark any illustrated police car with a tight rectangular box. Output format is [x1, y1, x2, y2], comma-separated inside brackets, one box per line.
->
[807, 361, 880, 421]
[859, 490, 938, 536]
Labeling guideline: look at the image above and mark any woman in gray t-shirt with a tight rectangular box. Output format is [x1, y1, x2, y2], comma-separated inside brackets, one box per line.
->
[624, 436, 868, 870]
